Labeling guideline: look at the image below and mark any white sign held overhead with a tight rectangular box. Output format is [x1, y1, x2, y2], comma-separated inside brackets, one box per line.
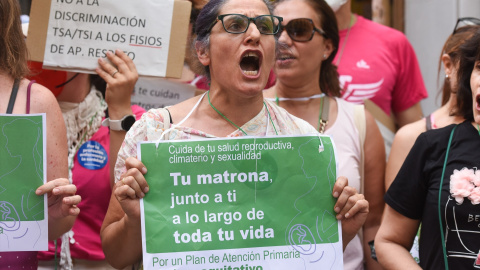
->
[31, 0, 190, 78]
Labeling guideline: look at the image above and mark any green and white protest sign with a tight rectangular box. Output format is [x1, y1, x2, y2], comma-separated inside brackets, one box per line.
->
[139, 135, 342, 269]
[0, 114, 48, 251]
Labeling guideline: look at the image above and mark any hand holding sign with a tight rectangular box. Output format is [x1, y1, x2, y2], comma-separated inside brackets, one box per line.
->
[114, 157, 149, 220]
[332, 176, 369, 249]
[36, 177, 81, 218]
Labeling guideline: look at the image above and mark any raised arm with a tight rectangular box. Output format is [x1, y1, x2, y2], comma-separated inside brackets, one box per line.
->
[96, 49, 139, 188]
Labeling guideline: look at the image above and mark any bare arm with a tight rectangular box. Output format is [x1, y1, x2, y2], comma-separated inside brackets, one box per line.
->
[375, 205, 421, 269]
[31, 82, 80, 240]
[96, 50, 138, 188]
[362, 110, 385, 270]
[101, 157, 148, 269]
[333, 177, 370, 250]
[394, 102, 423, 129]
[385, 121, 425, 191]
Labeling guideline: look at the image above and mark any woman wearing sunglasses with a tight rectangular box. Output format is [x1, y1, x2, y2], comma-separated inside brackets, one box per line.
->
[264, 0, 385, 269]
[99, 0, 369, 268]
[376, 29, 480, 270]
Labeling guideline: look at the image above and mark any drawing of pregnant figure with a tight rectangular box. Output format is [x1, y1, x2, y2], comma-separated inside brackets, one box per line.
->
[286, 137, 341, 269]
[0, 118, 44, 249]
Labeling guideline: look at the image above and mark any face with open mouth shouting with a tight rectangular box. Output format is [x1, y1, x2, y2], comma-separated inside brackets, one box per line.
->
[273, 0, 333, 86]
[200, 0, 276, 97]
[472, 60, 480, 124]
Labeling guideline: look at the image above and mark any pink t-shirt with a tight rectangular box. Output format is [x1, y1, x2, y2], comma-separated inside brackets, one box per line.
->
[38, 105, 145, 261]
[335, 15, 428, 116]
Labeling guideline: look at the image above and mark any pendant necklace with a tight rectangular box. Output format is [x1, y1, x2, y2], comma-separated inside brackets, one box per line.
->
[318, 96, 330, 133]
[207, 91, 278, 135]
[335, 14, 354, 67]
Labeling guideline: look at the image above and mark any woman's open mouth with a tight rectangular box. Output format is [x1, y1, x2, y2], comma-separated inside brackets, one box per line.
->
[476, 94, 480, 110]
[240, 51, 261, 76]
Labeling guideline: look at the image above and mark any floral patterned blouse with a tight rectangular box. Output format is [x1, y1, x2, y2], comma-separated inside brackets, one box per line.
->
[114, 99, 318, 182]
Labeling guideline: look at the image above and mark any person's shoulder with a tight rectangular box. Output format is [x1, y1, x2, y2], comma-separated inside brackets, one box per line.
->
[392, 118, 427, 150]
[452, 120, 475, 136]
[27, 79, 60, 113]
[396, 119, 427, 140]
[135, 94, 205, 127]
[167, 93, 206, 122]
[265, 99, 318, 135]
[418, 122, 457, 147]
[357, 16, 408, 42]
[335, 97, 354, 109]
[357, 16, 402, 35]
[426, 122, 457, 136]
[140, 106, 170, 123]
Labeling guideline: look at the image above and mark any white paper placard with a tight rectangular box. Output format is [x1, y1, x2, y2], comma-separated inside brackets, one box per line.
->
[132, 77, 197, 110]
[43, 0, 174, 77]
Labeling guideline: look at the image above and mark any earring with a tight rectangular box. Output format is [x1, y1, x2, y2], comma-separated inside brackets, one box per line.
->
[445, 74, 449, 79]
[323, 54, 327, 59]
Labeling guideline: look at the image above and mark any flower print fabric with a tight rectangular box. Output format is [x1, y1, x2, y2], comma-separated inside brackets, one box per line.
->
[450, 168, 478, 204]
[114, 99, 318, 182]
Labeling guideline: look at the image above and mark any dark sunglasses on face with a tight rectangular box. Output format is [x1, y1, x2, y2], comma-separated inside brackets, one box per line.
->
[208, 14, 283, 35]
[453, 17, 480, 35]
[277, 18, 327, 42]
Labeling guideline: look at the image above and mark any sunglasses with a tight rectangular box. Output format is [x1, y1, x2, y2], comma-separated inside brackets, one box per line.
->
[277, 18, 327, 42]
[453, 17, 480, 35]
[209, 14, 283, 35]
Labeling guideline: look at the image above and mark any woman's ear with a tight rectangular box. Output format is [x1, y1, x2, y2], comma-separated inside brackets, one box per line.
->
[195, 41, 210, 66]
[442, 53, 453, 76]
[323, 39, 334, 60]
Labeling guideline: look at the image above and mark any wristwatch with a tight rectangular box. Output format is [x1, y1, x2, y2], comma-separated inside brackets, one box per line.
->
[102, 115, 136, 131]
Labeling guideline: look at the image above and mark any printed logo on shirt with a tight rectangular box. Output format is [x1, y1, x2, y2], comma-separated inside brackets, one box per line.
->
[339, 75, 384, 104]
[77, 141, 108, 170]
[445, 167, 480, 266]
[356, 59, 370, 69]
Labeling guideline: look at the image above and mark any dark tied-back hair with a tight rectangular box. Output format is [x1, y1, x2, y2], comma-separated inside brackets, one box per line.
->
[274, 0, 340, 97]
[0, 0, 29, 80]
[456, 29, 480, 122]
[193, 0, 275, 80]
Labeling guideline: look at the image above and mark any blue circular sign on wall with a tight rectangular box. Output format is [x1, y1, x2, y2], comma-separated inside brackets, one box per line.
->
[77, 141, 108, 170]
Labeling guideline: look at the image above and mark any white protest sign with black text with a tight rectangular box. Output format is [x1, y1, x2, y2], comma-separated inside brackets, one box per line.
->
[43, 0, 175, 77]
